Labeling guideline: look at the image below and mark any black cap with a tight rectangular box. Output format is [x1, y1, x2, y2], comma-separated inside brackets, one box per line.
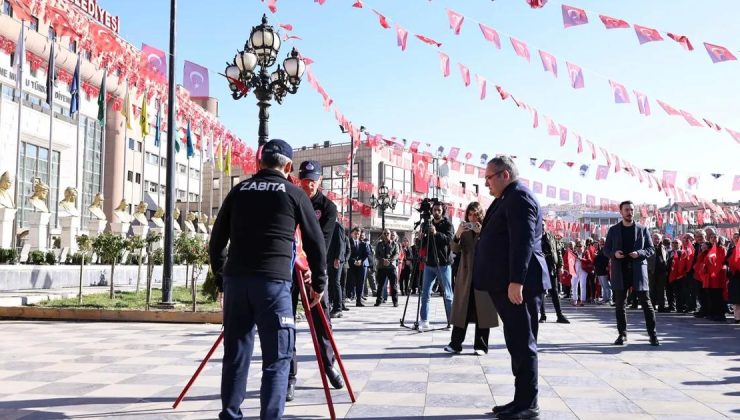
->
[299, 160, 322, 181]
[261, 139, 293, 160]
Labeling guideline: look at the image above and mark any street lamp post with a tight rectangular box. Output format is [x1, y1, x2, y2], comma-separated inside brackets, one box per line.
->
[370, 185, 397, 232]
[223, 14, 306, 147]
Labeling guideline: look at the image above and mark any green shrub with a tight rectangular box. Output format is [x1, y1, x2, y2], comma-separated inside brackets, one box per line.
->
[66, 252, 92, 265]
[52, 237, 61, 249]
[202, 269, 218, 301]
[127, 254, 144, 265]
[29, 250, 46, 265]
[7, 248, 17, 264]
[45, 251, 57, 265]
[0, 248, 8, 263]
[150, 249, 164, 265]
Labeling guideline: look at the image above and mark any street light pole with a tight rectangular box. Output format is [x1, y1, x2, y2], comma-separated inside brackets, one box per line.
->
[161, 0, 177, 306]
[254, 68, 272, 146]
[370, 184, 396, 235]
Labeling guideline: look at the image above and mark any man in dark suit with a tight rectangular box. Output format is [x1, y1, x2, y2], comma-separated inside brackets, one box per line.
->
[473, 156, 549, 420]
[328, 222, 349, 318]
[603, 201, 659, 346]
[347, 226, 370, 306]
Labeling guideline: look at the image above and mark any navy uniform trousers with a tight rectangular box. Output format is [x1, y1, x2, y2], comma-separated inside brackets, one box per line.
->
[220, 275, 295, 420]
[490, 291, 543, 410]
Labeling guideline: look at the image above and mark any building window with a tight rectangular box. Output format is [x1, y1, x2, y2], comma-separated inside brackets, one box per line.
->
[192, 169, 200, 180]
[473, 184, 479, 195]
[177, 189, 186, 201]
[84, 50, 92, 61]
[80, 116, 103, 226]
[381, 163, 412, 216]
[2, 1, 12, 16]
[17, 143, 60, 229]
[160, 157, 167, 167]
[460, 181, 466, 194]
[127, 170, 133, 182]
[319, 163, 359, 214]
[137, 141, 142, 152]
[212, 178, 220, 189]
[146, 152, 159, 165]
[48, 26, 55, 40]
[177, 163, 186, 174]
[69, 40, 77, 53]
[2, 85, 15, 100]
[29, 16, 39, 31]
[128, 138, 135, 150]
[135, 173, 141, 184]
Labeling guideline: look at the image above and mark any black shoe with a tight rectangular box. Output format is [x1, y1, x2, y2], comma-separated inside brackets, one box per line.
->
[326, 366, 344, 389]
[492, 401, 515, 415]
[657, 307, 670, 313]
[341, 306, 350, 311]
[356, 301, 365, 307]
[614, 334, 627, 345]
[393, 301, 399, 307]
[497, 405, 540, 419]
[556, 315, 570, 324]
[649, 336, 660, 346]
[374, 301, 381, 306]
[286, 382, 295, 401]
[694, 311, 706, 318]
[330, 310, 343, 319]
[538, 315, 547, 323]
[361, 296, 368, 301]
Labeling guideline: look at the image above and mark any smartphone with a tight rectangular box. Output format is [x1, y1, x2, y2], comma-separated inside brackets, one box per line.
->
[465, 222, 475, 230]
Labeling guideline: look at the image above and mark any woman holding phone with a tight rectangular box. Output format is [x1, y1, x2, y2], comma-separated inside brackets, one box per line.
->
[444, 202, 500, 355]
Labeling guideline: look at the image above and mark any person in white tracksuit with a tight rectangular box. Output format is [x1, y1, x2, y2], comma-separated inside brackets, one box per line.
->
[573, 241, 588, 306]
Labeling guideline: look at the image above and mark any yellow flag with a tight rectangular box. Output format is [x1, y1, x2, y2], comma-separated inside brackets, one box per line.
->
[224, 141, 232, 177]
[121, 85, 132, 129]
[139, 92, 149, 136]
[215, 139, 223, 171]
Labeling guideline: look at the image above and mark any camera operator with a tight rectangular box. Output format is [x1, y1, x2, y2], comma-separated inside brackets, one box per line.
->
[208, 139, 327, 419]
[286, 160, 345, 402]
[375, 228, 401, 307]
[419, 200, 455, 331]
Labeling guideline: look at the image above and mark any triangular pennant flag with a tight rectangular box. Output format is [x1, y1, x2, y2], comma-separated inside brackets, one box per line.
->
[510, 37, 531, 62]
[479, 23, 501, 49]
[634, 90, 651, 116]
[458, 63, 471, 87]
[447, 9, 465, 35]
[566, 62, 584, 88]
[395, 24, 408, 51]
[475, 74, 487, 100]
[439, 52, 450, 77]
[538, 50, 558, 77]
[667, 33, 694, 51]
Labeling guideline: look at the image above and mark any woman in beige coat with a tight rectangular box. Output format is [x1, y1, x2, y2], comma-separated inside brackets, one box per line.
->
[444, 202, 499, 355]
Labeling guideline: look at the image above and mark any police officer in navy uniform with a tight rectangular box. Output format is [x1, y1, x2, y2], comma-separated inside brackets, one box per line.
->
[209, 139, 328, 420]
[286, 160, 344, 402]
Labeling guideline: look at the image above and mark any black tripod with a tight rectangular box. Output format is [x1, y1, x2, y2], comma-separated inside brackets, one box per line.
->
[400, 210, 451, 332]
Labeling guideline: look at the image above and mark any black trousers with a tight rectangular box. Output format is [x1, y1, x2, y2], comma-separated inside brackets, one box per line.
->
[706, 288, 726, 319]
[696, 286, 709, 315]
[375, 268, 398, 304]
[491, 291, 542, 410]
[327, 265, 343, 313]
[449, 287, 489, 352]
[614, 289, 656, 337]
[399, 265, 412, 295]
[289, 279, 334, 385]
[666, 279, 679, 311]
[649, 273, 667, 309]
[346, 266, 367, 302]
[539, 271, 563, 317]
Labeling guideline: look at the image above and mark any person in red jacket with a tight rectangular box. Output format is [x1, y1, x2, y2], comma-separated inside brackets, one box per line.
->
[667, 239, 685, 312]
[703, 228, 728, 322]
[572, 240, 593, 306]
[727, 233, 740, 324]
[560, 242, 576, 299]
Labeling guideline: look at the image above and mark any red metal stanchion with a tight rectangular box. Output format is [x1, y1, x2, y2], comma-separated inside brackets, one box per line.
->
[172, 329, 224, 409]
[314, 292, 356, 403]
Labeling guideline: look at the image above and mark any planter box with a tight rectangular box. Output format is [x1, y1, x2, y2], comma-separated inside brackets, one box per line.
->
[0, 306, 222, 324]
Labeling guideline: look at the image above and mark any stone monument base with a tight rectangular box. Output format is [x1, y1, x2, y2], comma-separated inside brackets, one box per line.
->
[0, 207, 17, 249]
[27, 212, 51, 252]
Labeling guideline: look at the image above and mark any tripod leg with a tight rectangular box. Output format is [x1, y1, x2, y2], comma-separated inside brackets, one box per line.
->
[172, 330, 224, 409]
[297, 279, 337, 420]
[314, 292, 357, 403]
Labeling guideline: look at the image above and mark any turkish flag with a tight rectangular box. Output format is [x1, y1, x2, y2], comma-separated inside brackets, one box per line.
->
[573, 192, 582, 204]
[184, 60, 209, 97]
[600, 198, 609, 210]
[680, 110, 703, 127]
[559, 188, 570, 201]
[634, 90, 650, 116]
[562, 5, 588, 28]
[600, 148, 612, 166]
[586, 195, 596, 206]
[396, 25, 408, 51]
[412, 153, 430, 193]
[448, 147, 460, 161]
[6, 0, 34, 22]
[439, 52, 450, 77]
[352, 1, 363, 8]
[45, 5, 79, 39]
[510, 37, 531, 62]
[475, 74, 487, 100]
[372, 10, 390, 29]
[726, 128, 740, 144]
[447, 9, 465, 35]
[609, 80, 630, 103]
[704, 42, 737, 63]
[361, 204, 372, 218]
[587, 140, 596, 160]
[599, 14, 629, 29]
[566, 62, 584, 88]
[89, 22, 123, 56]
[596, 165, 609, 180]
[141, 44, 168, 82]
[531, 108, 539, 128]
[545, 116, 558, 135]
[662, 170, 677, 188]
[451, 160, 461, 171]
[409, 140, 420, 153]
[577, 136, 583, 153]
[667, 33, 694, 51]
[538, 50, 558, 77]
[533, 182, 543, 194]
[496, 85, 510, 100]
[733, 175, 740, 191]
[415, 34, 442, 47]
[539, 160, 555, 171]
[656, 99, 681, 116]
[479, 23, 501, 49]
[527, 0, 548, 8]
[459, 63, 471, 86]
[267, 0, 277, 13]
[558, 125, 567, 146]
[465, 164, 475, 175]
[634, 25, 663, 44]
[614, 156, 621, 173]
[546, 186, 556, 198]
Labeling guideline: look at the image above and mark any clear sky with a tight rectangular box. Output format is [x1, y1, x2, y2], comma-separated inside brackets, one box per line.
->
[107, 0, 740, 206]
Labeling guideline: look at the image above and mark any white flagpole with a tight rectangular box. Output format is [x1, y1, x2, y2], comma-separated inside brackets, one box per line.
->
[122, 84, 129, 208]
[208, 129, 214, 220]
[47, 36, 56, 230]
[157, 101, 162, 209]
[140, 101, 146, 204]
[12, 22, 26, 249]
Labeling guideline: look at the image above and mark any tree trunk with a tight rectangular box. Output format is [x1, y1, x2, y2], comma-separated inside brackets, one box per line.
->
[185, 264, 190, 289]
[145, 258, 153, 311]
[109, 262, 116, 299]
[136, 250, 143, 293]
[191, 267, 197, 312]
[78, 257, 85, 305]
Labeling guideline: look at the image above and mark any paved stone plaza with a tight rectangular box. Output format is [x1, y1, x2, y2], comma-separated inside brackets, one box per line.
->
[0, 297, 739, 419]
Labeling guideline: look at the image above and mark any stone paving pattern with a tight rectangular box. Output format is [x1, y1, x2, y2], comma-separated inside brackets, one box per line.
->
[0, 297, 739, 419]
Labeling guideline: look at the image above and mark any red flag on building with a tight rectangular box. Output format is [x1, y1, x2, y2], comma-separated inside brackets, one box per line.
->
[573, 192, 582, 204]
[510, 37, 531, 62]
[609, 80, 630, 103]
[704, 42, 737, 63]
[141, 44, 168, 82]
[465, 164, 475, 175]
[447, 9, 465, 35]
[539, 50, 558, 77]
[586, 195, 596, 206]
[45, 5, 79, 39]
[566, 62, 584, 88]
[479, 23, 501, 49]
[559, 188, 570, 201]
[183, 60, 209, 97]
[562, 4, 588, 28]
[599, 14, 629, 29]
[448, 147, 460, 161]
[412, 153, 430, 193]
[89, 22, 123, 55]
[634, 24, 663, 44]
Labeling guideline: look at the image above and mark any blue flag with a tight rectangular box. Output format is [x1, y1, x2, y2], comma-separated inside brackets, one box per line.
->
[186, 120, 195, 158]
[154, 101, 161, 147]
[69, 56, 80, 115]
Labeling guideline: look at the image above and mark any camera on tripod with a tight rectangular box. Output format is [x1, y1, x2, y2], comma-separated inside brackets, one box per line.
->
[417, 197, 442, 221]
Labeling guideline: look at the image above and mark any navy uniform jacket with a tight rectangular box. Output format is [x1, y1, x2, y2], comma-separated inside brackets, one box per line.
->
[473, 180, 549, 295]
[327, 222, 348, 264]
[602, 222, 654, 291]
[349, 238, 371, 267]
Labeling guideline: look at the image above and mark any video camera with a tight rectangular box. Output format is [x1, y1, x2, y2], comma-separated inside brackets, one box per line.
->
[416, 197, 443, 221]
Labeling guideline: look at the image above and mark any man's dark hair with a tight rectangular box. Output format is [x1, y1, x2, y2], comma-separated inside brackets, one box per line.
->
[619, 200, 634, 210]
[488, 155, 519, 180]
[351, 226, 361, 233]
